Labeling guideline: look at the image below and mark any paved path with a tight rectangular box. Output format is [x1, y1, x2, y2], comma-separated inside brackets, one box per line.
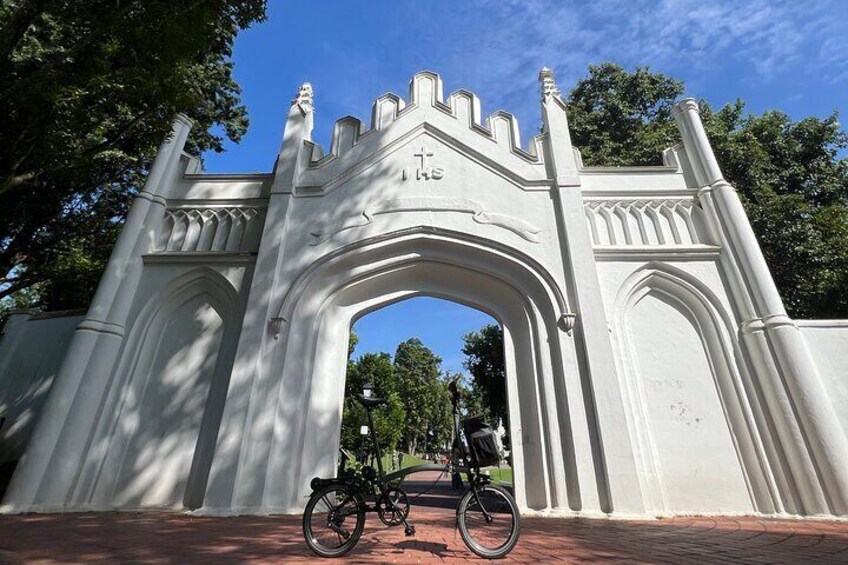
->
[1, 473, 846, 563]
[2, 508, 847, 564]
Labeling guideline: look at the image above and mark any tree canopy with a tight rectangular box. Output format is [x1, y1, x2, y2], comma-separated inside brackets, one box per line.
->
[0, 0, 267, 316]
[462, 324, 508, 431]
[340, 337, 458, 459]
[340, 352, 405, 455]
[393, 338, 452, 455]
[567, 63, 848, 319]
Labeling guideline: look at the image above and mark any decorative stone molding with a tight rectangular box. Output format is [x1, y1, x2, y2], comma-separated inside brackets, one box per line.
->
[143, 252, 257, 264]
[268, 317, 286, 339]
[310, 197, 542, 245]
[136, 190, 168, 206]
[558, 312, 577, 334]
[795, 319, 848, 328]
[593, 246, 720, 261]
[539, 67, 562, 101]
[740, 314, 798, 334]
[292, 82, 313, 112]
[76, 318, 126, 338]
[158, 206, 264, 253]
[278, 227, 571, 329]
[584, 198, 701, 246]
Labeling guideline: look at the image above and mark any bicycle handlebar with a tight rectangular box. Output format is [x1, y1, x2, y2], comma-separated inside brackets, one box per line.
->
[356, 393, 388, 409]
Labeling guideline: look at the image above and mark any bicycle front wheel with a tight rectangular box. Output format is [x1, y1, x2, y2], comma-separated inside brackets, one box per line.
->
[302, 484, 365, 558]
[457, 484, 520, 559]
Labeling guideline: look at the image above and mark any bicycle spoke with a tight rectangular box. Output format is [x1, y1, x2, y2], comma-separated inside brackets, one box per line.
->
[304, 486, 364, 556]
[320, 494, 337, 512]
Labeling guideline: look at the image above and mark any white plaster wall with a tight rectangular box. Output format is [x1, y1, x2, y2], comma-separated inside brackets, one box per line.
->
[125, 263, 251, 324]
[66, 263, 251, 511]
[0, 311, 83, 463]
[799, 323, 848, 439]
[281, 133, 567, 308]
[107, 295, 225, 508]
[629, 290, 751, 512]
[596, 258, 766, 514]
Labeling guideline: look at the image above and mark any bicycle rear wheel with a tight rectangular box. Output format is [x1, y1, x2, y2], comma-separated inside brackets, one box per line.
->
[302, 484, 365, 558]
[456, 484, 520, 559]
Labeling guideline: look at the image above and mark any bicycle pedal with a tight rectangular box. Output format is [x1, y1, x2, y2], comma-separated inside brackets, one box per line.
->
[404, 525, 416, 536]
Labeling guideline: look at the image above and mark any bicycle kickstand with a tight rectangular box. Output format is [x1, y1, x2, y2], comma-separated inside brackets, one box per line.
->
[400, 513, 416, 537]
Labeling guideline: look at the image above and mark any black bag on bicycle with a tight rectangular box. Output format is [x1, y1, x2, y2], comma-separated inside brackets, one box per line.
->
[462, 416, 500, 468]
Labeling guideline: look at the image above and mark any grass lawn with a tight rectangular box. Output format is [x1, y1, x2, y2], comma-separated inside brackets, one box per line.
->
[349, 450, 513, 486]
[381, 452, 430, 472]
[483, 465, 513, 485]
[385, 454, 514, 486]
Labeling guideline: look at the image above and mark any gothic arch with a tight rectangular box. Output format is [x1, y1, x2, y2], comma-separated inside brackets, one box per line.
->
[274, 226, 571, 324]
[74, 268, 242, 510]
[203, 228, 597, 515]
[612, 262, 778, 514]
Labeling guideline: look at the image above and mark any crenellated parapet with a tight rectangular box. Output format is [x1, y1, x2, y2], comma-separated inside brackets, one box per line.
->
[371, 92, 406, 131]
[310, 70, 545, 167]
[329, 116, 365, 158]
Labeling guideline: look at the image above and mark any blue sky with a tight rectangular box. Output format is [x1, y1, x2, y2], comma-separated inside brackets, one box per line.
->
[203, 0, 847, 372]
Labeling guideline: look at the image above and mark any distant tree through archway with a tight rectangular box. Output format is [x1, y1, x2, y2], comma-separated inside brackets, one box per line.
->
[340, 297, 510, 482]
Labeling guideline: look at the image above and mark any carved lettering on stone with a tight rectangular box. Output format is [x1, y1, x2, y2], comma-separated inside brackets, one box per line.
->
[404, 142, 445, 181]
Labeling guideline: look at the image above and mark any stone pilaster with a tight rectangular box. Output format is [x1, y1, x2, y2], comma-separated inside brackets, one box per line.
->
[673, 99, 848, 515]
[540, 67, 644, 515]
[2, 116, 193, 510]
[202, 84, 313, 512]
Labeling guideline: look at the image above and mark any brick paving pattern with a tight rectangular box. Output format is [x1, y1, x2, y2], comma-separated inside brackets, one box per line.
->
[1, 473, 846, 564]
[2, 507, 848, 564]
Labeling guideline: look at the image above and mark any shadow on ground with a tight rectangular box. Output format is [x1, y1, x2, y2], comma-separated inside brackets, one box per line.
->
[1, 476, 846, 564]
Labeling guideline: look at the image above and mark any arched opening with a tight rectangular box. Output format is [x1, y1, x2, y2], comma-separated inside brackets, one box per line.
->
[340, 296, 514, 502]
[291, 259, 550, 511]
[203, 228, 591, 515]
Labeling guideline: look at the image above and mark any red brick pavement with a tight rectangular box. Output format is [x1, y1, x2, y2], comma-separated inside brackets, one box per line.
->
[1, 471, 846, 564]
[2, 507, 847, 564]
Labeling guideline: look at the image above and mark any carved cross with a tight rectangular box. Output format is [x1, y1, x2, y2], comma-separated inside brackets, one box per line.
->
[414, 144, 434, 171]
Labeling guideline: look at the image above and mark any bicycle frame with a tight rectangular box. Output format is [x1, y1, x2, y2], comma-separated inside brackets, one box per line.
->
[304, 381, 519, 559]
[351, 385, 495, 516]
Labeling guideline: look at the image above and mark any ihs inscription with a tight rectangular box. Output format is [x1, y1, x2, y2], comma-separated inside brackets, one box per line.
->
[403, 142, 444, 181]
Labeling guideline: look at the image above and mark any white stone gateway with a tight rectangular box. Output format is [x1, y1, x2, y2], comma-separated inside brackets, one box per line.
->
[2, 70, 847, 518]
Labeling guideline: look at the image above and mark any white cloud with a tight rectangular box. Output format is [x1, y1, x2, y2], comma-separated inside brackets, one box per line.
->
[408, 0, 847, 145]
[222, 0, 846, 164]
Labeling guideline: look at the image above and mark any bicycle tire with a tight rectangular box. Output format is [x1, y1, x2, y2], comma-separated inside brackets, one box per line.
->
[302, 484, 366, 558]
[456, 484, 520, 559]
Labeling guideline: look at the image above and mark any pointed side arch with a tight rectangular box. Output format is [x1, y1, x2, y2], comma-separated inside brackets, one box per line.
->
[612, 262, 778, 514]
[73, 268, 242, 510]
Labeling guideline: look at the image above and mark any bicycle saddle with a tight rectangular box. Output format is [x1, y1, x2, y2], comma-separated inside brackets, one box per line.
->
[356, 393, 387, 409]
